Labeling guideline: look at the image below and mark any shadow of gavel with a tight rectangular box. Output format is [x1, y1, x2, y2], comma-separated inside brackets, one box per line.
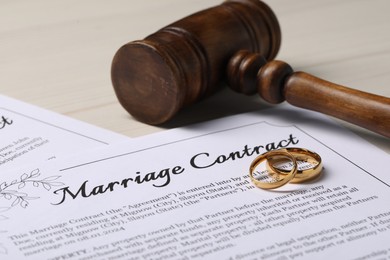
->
[111, 0, 390, 138]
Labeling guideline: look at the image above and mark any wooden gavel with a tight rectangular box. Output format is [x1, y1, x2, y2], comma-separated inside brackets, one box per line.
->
[111, 0, 390, 138]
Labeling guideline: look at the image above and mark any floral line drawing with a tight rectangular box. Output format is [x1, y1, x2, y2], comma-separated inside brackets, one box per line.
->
[0, 168, 64, 210]
[0, 168, 65, 254]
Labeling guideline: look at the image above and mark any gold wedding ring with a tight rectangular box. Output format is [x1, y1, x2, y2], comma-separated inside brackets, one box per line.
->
[249, 147, 323, 190]
[249, 150, 297, 189]
[267, 148, 323, 183]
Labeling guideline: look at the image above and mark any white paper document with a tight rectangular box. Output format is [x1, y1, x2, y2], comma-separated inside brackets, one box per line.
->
[1, 106, 390, 259]
[0, 94, 129, 171]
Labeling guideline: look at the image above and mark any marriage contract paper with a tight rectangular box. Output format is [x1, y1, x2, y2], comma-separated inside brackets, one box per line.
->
[0, 94, 129, 171]
[1, 105, 390, 259]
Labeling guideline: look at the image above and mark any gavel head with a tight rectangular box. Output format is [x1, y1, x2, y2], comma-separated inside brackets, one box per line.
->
[111, 0, 281, 125]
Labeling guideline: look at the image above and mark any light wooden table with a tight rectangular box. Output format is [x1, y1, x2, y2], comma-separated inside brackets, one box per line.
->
[1, 0, 389, 153]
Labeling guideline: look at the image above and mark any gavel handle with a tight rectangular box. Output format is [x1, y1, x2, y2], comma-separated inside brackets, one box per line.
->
[285, 72, 390, 138]
[227, 51, 390, 138]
